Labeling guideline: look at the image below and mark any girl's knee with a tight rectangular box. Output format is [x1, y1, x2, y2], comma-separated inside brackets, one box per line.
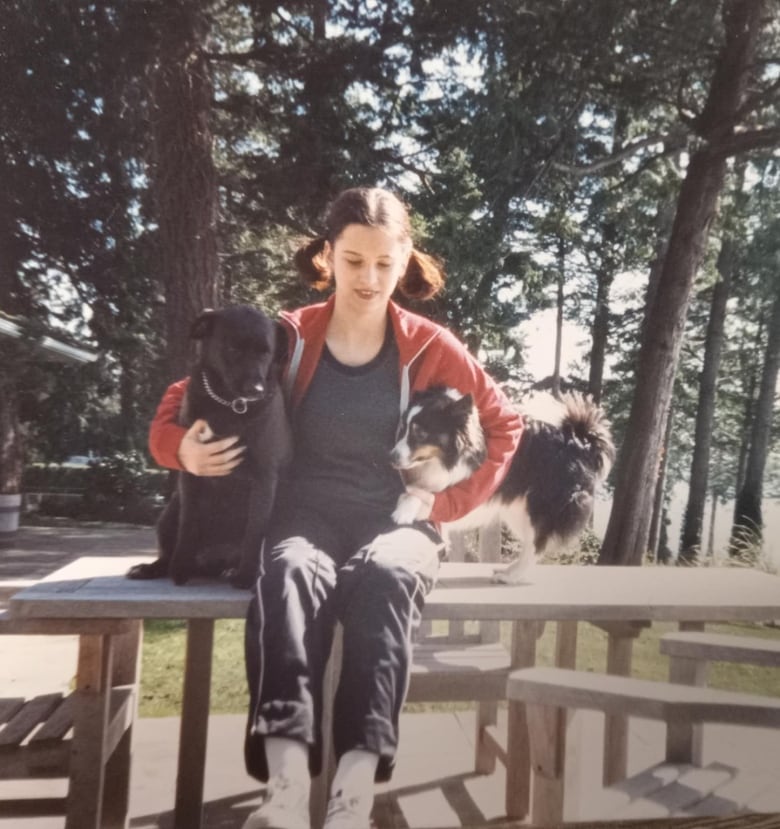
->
[260, 537, 337, 594]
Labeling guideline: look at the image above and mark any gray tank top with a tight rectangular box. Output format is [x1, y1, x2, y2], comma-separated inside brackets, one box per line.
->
[288, 326, 404, 516]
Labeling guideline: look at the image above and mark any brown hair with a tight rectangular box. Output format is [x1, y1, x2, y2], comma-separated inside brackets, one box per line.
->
[294, 187, 445, 300]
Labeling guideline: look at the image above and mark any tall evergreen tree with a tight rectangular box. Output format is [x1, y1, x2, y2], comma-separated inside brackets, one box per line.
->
[600, 0, 775, 565]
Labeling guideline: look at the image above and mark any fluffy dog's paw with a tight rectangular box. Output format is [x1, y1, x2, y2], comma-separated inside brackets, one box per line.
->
[392, 493, 423, 525]
[492, 558, 534, 585]
[491, 566, 515, 584]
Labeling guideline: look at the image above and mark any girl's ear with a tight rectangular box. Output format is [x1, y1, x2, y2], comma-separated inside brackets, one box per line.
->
[323, 240, 333, 267]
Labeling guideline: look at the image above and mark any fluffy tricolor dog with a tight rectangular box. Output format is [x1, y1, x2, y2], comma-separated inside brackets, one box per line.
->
[390, 387, 614, 583]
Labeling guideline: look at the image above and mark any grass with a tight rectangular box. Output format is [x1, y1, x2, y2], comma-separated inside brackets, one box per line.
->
[138, 617, 780, 718]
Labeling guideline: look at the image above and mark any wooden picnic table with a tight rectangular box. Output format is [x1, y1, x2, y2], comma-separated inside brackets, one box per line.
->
[8, 556, 780, 829]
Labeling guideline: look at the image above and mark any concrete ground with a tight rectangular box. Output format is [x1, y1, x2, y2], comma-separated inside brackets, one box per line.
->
[1, 524, 779, 828]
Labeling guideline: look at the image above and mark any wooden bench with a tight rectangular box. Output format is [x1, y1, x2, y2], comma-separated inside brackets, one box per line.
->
[506, 666, 780, 826]
[0, 608, 141, 826]
[660, 630, 780, 766]
[661, 630, 780, 668]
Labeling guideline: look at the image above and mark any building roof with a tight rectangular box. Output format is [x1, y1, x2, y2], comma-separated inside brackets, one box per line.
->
[0, 317, 97, 365]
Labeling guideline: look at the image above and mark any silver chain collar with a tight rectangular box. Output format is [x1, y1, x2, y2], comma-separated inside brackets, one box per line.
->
[200, 372, 263, 415]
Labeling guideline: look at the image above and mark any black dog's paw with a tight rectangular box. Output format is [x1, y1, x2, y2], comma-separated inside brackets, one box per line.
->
[127, 560, 167, 580]
[170, 568, 191, 586]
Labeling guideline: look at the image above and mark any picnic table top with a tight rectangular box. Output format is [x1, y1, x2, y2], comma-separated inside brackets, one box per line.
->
[8, 555, 780, 623]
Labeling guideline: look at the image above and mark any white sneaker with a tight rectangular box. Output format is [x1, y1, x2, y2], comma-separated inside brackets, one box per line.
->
[323, 789, 373, 829]
[242, 776, 310, 829]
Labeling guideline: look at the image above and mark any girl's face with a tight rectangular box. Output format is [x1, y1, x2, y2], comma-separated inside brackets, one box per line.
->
[326, 224, 410, 316]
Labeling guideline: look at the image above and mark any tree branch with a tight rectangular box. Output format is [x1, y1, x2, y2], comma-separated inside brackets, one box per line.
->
[716, 125, 780, 156]
[551, 129, 688, 176]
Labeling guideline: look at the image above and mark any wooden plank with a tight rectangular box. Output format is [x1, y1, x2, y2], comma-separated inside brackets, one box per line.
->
[9, 559, 780, 624]
[0, 698, 24, 725]
[103, 687, 134, 759]
[65, 633, 113, 829]
[666, 653, 708, 764]
[410, 641, 511, 673]
[602, 621, 644, 786]
[661, 631, 780, 667]
[0, 614, 133, 635]
[0, 580, 35, 603]
[102, 619, 142, 829]
[29, 694, 74, 743]
[527, 702, 565, 825]
[0, 694, 63, 748]
[174, 619, 214, 829]
[0, 796, 68, 817]
[506, 667, 780, 728]
[504, 620, 544, 819]
[312, 623, 343, 829]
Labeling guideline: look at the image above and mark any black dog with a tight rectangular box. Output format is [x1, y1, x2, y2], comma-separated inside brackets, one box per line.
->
[128, 306, 292, 588]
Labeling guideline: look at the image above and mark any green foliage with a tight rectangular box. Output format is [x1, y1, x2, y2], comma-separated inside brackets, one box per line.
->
[23, 454, 168, 525]
[5, 0, 780, 559]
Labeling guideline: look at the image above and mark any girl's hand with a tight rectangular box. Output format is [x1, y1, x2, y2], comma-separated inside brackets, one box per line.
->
[177, 419, 245, 476]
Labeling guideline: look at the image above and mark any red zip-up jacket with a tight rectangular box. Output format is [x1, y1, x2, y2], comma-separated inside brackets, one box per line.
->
[148, 297, 524, 525]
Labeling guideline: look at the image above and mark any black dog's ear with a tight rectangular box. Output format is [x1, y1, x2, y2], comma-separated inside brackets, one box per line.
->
[274, 321, 289, 366]
[190, 309, 217, 340]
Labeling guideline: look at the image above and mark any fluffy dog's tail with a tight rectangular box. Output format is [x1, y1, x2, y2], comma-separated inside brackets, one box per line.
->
[558, 392, 615, 478]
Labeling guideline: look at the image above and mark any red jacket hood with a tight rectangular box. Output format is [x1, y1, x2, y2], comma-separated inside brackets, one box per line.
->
[280, 296, 443, 411]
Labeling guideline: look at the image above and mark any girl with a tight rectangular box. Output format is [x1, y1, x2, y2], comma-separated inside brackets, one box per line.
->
[148, 187, 523, 829]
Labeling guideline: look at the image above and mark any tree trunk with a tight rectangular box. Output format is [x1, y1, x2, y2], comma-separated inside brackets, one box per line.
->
[734, 323, 761, 498]
[599, 0, 765, 566]
[730, 283, 780, 550]
[552, 237, 564, 398]
[588, 216, 616, 404]
[678, 237, 734, 562]
[706, 487, 717, 559]
[0, 381, 22, 494]
[151, 0, 220, 381]
[648, 402, 674, 562]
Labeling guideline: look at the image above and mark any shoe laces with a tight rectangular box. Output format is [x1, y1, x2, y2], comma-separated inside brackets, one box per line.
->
[262, 774, 307, 806]
[325, 789, 372, 828]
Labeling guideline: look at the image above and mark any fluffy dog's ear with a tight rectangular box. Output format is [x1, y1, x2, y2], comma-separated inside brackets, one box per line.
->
[190, 309, 217, 340]
[274, 322, 289, 366]
[449, 393, 474, 419]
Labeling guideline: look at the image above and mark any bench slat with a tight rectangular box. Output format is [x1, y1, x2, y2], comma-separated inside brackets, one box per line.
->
[507, 666, 780, 728]
[0, 694, 64, 748]
[29, 694, 74, 744]
[0, 698, 25, 726]
[661, 632, 780, 667]
[406, 641, 511, 702]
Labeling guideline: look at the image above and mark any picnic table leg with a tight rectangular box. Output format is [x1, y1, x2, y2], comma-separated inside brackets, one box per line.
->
[101, 619, 143, 829]
[311, 624, 343, 829]
[554, 621, 582, 820]
[666, 621, 707, 764]
[597, 620, 649, 786]
[174, 618, 215, 829]
[65, 633, 114, 829]
[505, 620, 545, 819]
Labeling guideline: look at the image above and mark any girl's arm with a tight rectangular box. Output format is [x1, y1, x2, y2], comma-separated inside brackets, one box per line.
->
[148, 378, 244, 475]
[415, 333, 524, 525]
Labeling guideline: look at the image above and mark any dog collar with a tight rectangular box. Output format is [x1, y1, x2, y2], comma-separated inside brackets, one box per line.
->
[200, 372, 263, 415]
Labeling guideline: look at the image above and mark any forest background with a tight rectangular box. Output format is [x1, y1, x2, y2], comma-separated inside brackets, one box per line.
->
[1, 0, 779, 567]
